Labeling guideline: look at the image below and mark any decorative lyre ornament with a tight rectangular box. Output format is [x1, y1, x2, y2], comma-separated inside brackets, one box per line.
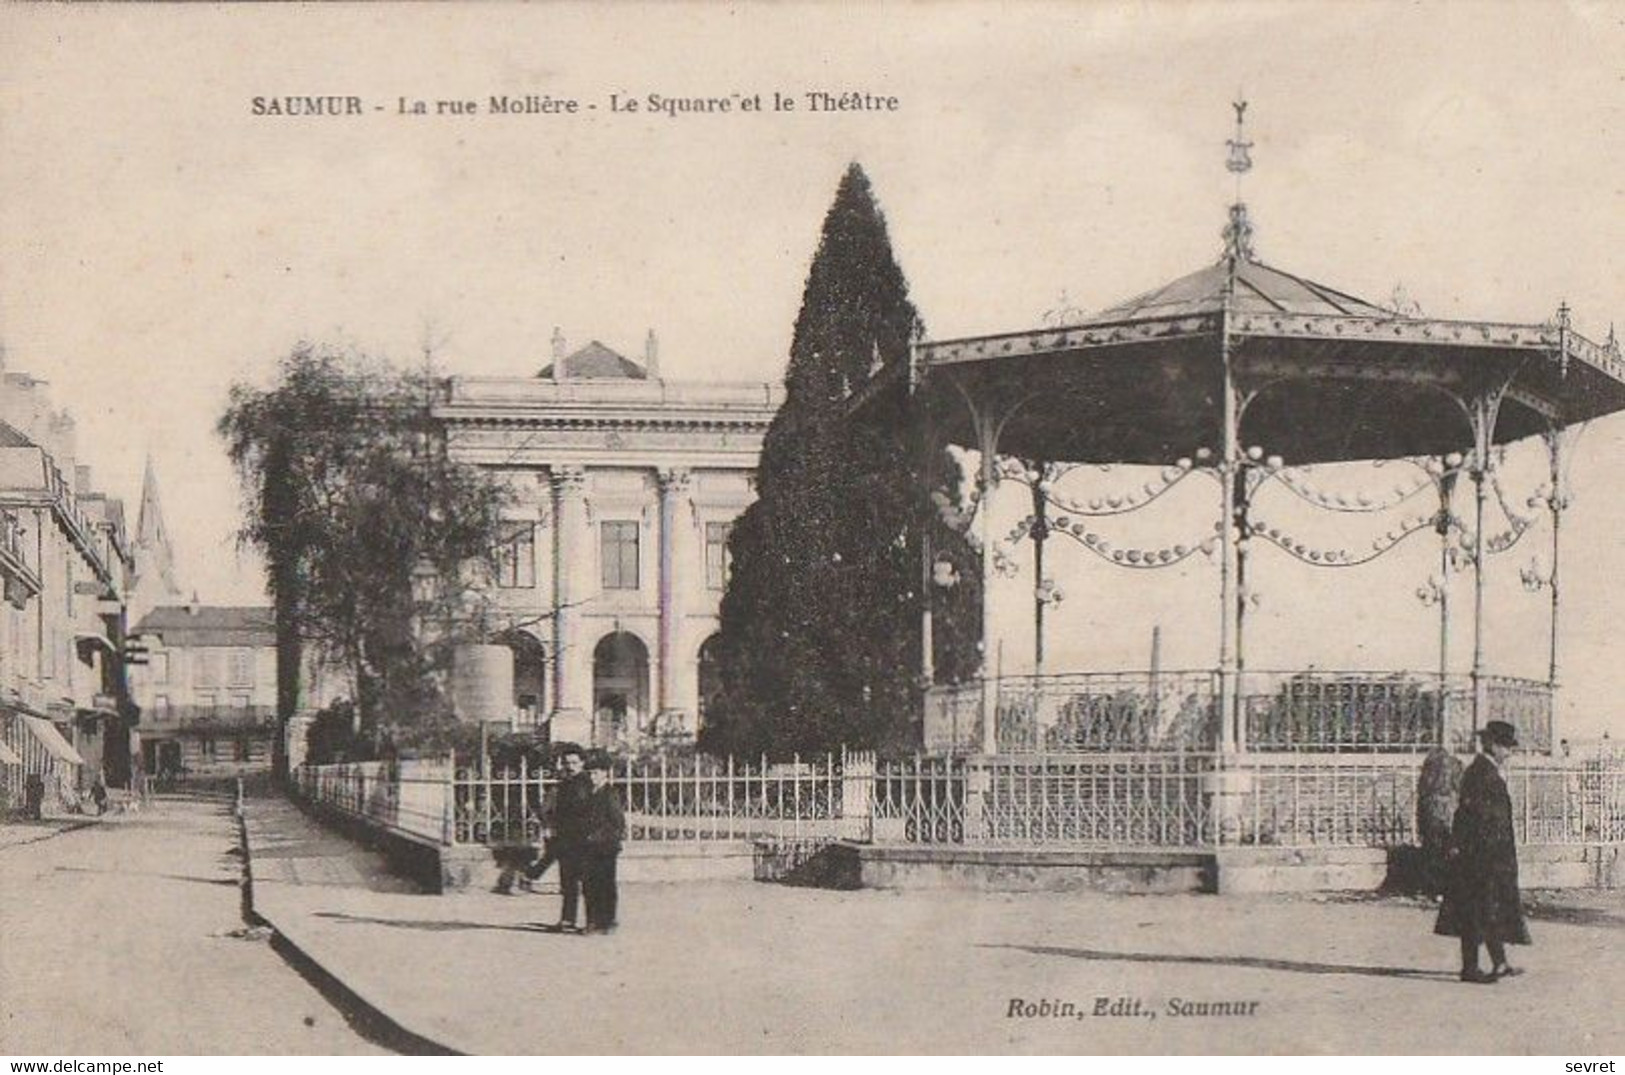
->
[1226, 99, 1254, 175]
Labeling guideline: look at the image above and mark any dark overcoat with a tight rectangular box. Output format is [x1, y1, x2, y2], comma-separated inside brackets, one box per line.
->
[548, 772, 595, 852]
[1433, 754, 1531, 945]
[579, 785, 626, 853]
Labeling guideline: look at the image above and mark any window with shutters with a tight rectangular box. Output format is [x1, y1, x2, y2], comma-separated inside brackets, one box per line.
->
[228, 648, 254, 687]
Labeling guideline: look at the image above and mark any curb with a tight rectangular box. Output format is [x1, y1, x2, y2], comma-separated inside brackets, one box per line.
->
[237, 790, 466, 1056]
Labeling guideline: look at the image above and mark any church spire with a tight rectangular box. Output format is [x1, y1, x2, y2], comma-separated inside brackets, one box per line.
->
[137, 454, 168, 547]
[130, 454, 182, 619]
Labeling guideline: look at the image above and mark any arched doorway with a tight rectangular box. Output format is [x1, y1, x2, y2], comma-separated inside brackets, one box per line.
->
[696, 633, 724, 731]
[593, 632, 649, 744]
[494, 630, 548, 729]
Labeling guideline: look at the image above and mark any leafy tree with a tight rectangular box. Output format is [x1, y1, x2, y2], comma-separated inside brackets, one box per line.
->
[219, 344, 513, 770]
[303, 700, 360, 766]
[703, 163, 982, 757]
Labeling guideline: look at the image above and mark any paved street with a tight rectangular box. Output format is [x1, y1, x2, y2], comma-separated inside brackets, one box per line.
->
[0, 796, 388, 1055]
[245, 796, 1625, 1055]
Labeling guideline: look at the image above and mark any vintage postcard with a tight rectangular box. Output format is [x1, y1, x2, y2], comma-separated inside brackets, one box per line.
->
[0, 1, 1621, 1060]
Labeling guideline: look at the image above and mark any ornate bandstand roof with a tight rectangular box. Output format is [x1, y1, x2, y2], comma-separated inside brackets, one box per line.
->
[893, 250, 1625, 465]
[1088, 258, 1394, 322]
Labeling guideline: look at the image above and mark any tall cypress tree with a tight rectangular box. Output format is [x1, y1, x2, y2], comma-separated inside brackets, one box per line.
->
[703, 163, 982, 758]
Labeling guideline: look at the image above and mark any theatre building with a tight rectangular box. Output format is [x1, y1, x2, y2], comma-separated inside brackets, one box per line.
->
[435, 331, 781, 748]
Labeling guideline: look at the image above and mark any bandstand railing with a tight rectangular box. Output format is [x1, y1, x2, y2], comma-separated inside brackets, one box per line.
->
[929, 670, 1554, 755]
[994, 671, 1220, 752]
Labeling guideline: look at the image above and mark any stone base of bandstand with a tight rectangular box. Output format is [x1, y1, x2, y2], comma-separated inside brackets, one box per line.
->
[832, 842, 1622, 895]
[844, 844, 1215, 893]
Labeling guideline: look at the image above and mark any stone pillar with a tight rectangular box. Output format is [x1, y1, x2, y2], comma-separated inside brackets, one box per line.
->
[549, 466, 590, 744]
[655, 467, 693, 736]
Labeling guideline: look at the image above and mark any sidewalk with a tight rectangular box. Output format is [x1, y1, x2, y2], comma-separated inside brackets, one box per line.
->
[241, 794, 1625, 1055]
[0, 814, 99, 851]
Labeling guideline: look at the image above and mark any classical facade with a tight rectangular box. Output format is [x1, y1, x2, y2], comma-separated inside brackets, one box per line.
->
[0, 363, 134, 812]
[436, 331, 781, 747]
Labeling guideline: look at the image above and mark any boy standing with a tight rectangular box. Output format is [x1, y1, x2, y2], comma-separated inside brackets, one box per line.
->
[579, 752, 626, 935]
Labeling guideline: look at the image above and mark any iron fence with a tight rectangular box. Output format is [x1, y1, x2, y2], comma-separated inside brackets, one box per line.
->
[981, 753, 1214, 846]
[1231, 755, 1420, 846]
[445, 751, 869, 846]
[1507, 761, 1625, 844]
[292, 747, 1624, 854]
[871, 755, 966, 844]
[291, 758, 451, 844]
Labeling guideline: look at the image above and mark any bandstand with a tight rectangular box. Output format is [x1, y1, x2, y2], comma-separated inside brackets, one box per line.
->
[855, 106, 1625, 763]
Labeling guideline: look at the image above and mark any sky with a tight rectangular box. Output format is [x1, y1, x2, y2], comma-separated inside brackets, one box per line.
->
[1, 2, 1621, 735]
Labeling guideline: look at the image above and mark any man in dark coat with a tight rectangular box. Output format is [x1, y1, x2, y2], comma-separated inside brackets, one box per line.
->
[492, 744, 589, 903]
[1434, 720, 1530, 983]
[578, 751, 626, 935]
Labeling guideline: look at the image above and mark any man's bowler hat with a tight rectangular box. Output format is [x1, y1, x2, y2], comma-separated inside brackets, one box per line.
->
[1479, 720, 1519, 749]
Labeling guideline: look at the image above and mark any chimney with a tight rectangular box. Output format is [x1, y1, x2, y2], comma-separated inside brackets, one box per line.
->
[644, 329, 660, 380]
[551, 327, 568, 381]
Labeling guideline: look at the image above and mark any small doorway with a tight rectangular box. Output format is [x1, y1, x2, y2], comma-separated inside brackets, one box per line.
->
[593, 632, 649, 743]
[143, 739, 182, 787]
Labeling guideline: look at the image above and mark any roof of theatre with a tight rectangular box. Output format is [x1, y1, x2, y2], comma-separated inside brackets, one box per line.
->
[537, 341, 649, 380]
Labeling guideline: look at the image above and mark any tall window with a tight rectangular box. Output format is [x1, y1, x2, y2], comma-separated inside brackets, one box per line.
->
[228, 648, 254, 687]
[705, 522, 732, 590]
[601, 521, 640, 590]
[494, 524, 536, 588]
[149, 651, 169, 685]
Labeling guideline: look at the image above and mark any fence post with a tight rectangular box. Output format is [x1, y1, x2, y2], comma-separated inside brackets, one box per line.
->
[839, 748, 874, 843]
[442, 751, 456, 846]
[962, 756, 990, 842]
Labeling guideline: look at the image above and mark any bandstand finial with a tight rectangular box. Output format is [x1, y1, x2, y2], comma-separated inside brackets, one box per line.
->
[1222, 203, 1256, 263]
[1222, 98, 1257, 262]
